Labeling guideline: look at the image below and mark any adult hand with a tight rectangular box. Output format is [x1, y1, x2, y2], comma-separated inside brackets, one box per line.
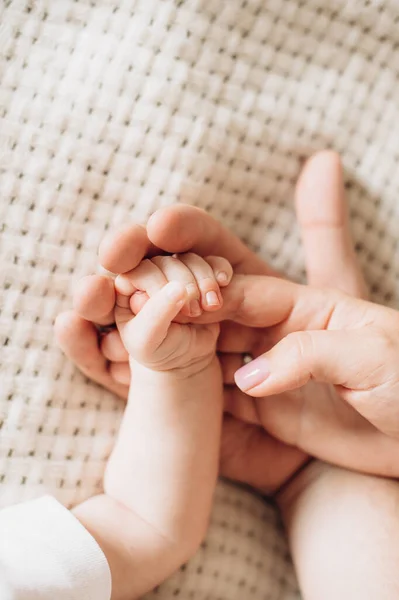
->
[225, 275, 399, 475]
[55, 151, 367, 492]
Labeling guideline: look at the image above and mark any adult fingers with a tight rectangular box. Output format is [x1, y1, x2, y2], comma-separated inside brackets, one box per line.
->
[147, 205, 275, 275]
[223, 384, 260, 425]
[177, 275, 336, 335]
[218, 322, 258, 352]
[189, 275, 373, 338]
[99, 223, 159, 274]
[54, 310, 129, 399]
[234, 329, 375, 395]
[217, 322, 272, 356]
[213, 275, 337, 331]
[101, 329, 129, 362]
[234, 327, 399, 437]
[220, 415, 308, 495]
[73, 275, 116, 325]
[219, 353, 247, 384]
[109, 362, 131, 385]
[296, 151, 367, 299]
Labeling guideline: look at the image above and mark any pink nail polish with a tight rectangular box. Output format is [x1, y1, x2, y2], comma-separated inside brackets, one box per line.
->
[206, 291, 219, 307]
[234, 357, 270, 391]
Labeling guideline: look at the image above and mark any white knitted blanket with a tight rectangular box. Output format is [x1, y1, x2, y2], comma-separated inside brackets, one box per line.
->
[1, 1, 399, 598]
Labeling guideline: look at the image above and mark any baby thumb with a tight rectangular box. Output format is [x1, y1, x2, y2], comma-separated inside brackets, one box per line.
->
[116, 281, 187, 359]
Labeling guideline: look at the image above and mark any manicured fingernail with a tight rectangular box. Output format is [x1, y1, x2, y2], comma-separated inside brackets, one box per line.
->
[189, 299, 202, 317]
[165, 281, 186, 303]
[217, 271, 229, 284]
[206, 291, 220, 307]
[234, 357, 270, 391]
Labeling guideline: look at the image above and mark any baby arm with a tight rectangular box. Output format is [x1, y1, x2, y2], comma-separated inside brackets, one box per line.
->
[80, 253, 231, 599]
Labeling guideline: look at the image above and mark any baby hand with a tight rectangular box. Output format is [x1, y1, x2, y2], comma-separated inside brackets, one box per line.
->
[106, 255, 230, 557]
[114, 253, 233, 373]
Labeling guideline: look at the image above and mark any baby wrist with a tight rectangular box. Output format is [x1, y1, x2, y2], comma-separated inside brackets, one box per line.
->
[128, 355, 217, 381]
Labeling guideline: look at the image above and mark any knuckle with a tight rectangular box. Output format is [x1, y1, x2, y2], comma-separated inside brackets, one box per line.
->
[285, 331, 315, 367]
[375, 328, 397, 356]
[186, 282, 199, 297]
[201, 276, 217, 287]
[182, 252, 208, 272]
[153, 255, 171, 270]
[273, 331, 316, 388]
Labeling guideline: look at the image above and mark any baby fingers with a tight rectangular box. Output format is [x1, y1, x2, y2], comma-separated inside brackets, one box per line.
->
[115, 253, 233, 319]
[115, 282, 187, 361]
[177, 253, 233, 312]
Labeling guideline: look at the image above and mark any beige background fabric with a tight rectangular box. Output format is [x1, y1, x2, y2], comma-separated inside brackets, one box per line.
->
[1, 0, 399, 597]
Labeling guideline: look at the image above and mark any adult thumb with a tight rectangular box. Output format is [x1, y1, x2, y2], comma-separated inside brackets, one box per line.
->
[234, 328, 381, 397]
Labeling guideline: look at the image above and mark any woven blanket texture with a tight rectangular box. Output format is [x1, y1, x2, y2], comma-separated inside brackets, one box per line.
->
[1, 0, 399, 598]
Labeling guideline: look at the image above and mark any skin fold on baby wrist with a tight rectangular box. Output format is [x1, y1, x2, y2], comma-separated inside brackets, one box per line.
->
[128, 356, 219, 382]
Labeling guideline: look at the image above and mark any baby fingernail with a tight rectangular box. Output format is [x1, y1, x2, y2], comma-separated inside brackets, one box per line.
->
[206, 291, 220, 307]
[189, 299, 202, 317]
[234, 357, 270, 391]
[217, 271, 229, 284]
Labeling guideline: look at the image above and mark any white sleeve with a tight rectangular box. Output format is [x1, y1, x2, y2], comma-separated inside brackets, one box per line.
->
[0, 496, 112, 600]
